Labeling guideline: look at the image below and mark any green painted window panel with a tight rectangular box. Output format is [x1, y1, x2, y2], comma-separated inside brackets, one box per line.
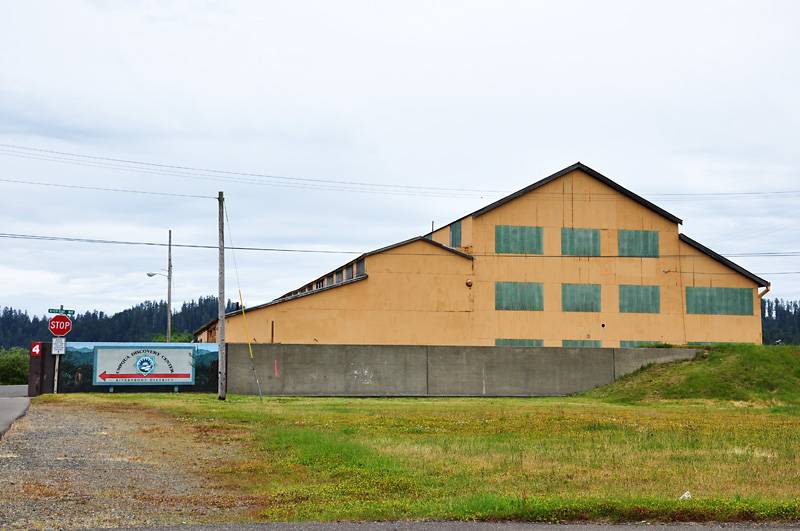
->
[495, 225, 543, 254]
[686, 287, 753, 316]
[561, 228, 600, 256]
[495, 338, 544, 347]
[562, 340, 602, 348]
[688, 342, 744, 347]
[450, 220, 462, 247]
[620, 341, 660, 348]
[619, 285, 661, 314]
[495, 282, 544, 311]
[562, 283, 601, 312]
[618, 230, 659, 257]
[424, 233, 433, 240]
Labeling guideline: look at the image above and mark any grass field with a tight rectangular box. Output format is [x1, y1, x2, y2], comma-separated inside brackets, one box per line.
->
[38, 344, 800, 522]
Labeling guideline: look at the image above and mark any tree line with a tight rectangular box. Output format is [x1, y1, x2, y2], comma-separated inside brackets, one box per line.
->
[0, 296, 236, 349]
[762, 298, 800, 345]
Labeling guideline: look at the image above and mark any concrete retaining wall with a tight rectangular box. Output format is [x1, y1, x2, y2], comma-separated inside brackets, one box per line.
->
[227, 344, 697, 397]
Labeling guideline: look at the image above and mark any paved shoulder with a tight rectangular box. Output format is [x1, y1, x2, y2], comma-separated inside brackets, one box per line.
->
[0, 385, 28, 398]
[0, 386, 30, 440]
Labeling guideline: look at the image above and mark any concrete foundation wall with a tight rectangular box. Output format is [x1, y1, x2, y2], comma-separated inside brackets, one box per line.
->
[227, 344, 697, 397]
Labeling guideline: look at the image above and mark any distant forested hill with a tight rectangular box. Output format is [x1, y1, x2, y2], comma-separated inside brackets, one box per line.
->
[0, 296, 235, 349]
[762, 298, 800, 345]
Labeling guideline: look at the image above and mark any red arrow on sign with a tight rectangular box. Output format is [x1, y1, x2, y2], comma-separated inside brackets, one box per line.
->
[98, 371, 191, 381]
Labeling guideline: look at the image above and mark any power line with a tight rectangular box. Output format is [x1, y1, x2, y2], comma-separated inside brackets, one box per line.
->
[2, 231, 799, 262]
[0, 177, 214, 199]
[3, 143, 800, 201]
[0, 148, 496, 198]
[0, 144, 507, 198]
[0, 232, 362, 254]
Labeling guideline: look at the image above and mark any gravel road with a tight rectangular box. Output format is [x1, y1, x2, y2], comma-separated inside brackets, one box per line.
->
[3, 399, 800, 531]
[0, 399, 255, 530]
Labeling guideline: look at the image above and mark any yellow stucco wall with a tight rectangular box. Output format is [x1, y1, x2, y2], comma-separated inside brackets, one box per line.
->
[201, 168, 764, 347]
[219, 239, 476, 345]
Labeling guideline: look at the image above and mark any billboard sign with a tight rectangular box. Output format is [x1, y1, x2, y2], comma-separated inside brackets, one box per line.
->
[93, 345, 196, 386]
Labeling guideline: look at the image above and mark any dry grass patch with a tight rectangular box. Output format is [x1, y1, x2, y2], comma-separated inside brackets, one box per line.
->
[19, 390, 800, 523]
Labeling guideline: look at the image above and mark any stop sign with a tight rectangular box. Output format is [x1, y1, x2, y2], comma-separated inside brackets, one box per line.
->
[49, 314, 72, 336]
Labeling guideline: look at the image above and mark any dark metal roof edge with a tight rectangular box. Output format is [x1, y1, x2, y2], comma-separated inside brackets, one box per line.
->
[471, 162, 683, 225]
[679, 234, 769, 288]
[365, 235, 474, 260]
[270, 252, 368, 301]
[220, 237, 474, 320]
[193, 318, 218, 336]
[265, 274, 369, 308]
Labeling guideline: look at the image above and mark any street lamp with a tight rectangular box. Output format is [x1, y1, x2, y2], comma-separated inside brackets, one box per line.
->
[147, 229, 172, 342]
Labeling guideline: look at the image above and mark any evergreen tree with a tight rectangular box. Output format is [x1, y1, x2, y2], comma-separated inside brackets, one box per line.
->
[0, 297, 233, 349]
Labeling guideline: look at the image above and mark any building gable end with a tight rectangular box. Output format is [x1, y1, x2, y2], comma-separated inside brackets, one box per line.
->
[471, 163, 683, 225]
[679, 234, 768, 288]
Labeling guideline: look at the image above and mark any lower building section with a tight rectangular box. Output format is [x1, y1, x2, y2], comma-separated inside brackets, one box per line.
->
[226, 343, 699, 397]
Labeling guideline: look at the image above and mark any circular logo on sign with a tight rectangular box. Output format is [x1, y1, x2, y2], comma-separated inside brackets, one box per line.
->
[135, 355, 156, 376]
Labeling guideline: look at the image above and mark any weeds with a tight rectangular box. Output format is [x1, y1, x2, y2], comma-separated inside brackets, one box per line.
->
[35, 344, 800, 522]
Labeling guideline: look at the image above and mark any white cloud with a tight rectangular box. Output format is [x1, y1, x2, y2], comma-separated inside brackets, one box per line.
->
[1, 0, 799, 317]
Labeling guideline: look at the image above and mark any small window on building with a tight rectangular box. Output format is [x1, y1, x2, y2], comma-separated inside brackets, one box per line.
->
[316, 280, 325, 289]
[562, 284, 601, 312]
[687, 341, 727, 346]
[496, 225, 543, 254]
[450, 220, 462, 247]
[336, 270, 344, 283]
[561, 228, 600, 256]
[619, 285, 660, 314]
[619, 230, 659, 257]
[495, 338, 544, 347]
[562, 340, 602, 348]
[620, 341, 660, 348]
[326, 274, 334, 285]
[686, 287, 753, 315]
[356, 258, 365, 276]
[495, 282, 544, 311]
[345, 264, 354, 280]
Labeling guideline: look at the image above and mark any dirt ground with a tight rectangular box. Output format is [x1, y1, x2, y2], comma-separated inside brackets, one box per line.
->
[0, 400, 257, 530]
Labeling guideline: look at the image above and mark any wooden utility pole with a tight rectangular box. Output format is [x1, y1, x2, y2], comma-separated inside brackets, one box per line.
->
[218, 191, 226, 400]
[167, 229, 172, 343]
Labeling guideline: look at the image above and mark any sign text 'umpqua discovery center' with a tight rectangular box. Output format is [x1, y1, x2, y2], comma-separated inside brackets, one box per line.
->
[93, 345, 195, 386]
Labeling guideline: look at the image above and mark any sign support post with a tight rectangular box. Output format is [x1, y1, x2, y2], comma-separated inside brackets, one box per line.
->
[48, 306, 73, 394]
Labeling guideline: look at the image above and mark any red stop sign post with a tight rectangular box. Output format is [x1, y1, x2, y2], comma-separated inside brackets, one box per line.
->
[49, 314, 72, 336]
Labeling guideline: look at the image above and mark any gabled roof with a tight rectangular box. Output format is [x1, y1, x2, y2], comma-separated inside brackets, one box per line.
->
[471, 162, 683, 224]
[366, 235, 474, 260]
[679, 234, 769, 288]
[212, 236, 474, 321]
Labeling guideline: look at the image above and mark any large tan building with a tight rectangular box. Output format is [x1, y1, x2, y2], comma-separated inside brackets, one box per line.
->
[197, 163, 769, 347]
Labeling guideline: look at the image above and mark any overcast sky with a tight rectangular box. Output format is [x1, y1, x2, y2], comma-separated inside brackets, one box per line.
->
[1, 1, 799, 324]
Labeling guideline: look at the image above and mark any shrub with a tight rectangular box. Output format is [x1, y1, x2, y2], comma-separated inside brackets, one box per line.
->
[0, 347, 29, 385]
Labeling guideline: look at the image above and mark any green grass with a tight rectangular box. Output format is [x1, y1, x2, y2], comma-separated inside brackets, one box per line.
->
[37, 344, 800, 523]
[581, 344, 800, 411]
